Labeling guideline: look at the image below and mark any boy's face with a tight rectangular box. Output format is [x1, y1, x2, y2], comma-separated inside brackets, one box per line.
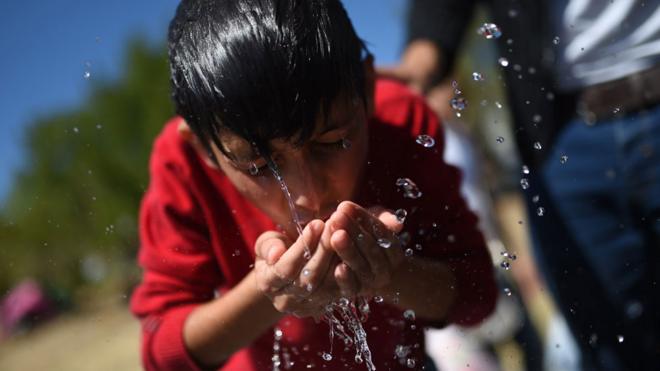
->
[211, 93, 371, 237]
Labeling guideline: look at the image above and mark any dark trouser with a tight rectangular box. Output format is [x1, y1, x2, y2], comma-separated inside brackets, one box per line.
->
[527, 104, 660, 370]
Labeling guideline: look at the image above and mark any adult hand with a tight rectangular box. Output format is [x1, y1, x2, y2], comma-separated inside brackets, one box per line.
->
[377, 40, 444, 94]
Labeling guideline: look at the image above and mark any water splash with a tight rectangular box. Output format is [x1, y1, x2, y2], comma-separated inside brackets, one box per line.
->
[415, 134, 435, 148]
[324, 298, 376, 371]
[266, 159, 312, 259]
[395, 209, 407, 223]
[396, 178, 422, 199]
[266, 156, 375, 369]
[477, 23, 502, 39]
[450, 96, 468, 111]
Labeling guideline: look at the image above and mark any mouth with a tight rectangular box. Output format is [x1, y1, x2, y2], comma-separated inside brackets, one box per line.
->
[295, 210, 335, 229]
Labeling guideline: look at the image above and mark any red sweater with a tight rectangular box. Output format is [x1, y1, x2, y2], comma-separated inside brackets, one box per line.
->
[130, 79, 496, 371]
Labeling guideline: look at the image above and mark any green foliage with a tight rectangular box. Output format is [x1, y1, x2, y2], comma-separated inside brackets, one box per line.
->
[0, 39, 174, 297]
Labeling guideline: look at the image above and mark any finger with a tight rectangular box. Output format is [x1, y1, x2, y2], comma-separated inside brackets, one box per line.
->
[337, 202, 402, 277]
[331, 210, 391, 287]
[297, 235, 337, 295]
[272, 220, 324, 284]
[329, 228, 371, 282]
[254, 231, 291, 260]
[335, 262, 360, 297]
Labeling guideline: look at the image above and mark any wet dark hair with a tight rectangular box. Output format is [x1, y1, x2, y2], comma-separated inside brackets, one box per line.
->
[168, 0, 369, 160]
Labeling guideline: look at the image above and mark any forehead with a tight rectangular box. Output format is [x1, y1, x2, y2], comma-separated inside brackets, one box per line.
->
[216, 95, 361, 159]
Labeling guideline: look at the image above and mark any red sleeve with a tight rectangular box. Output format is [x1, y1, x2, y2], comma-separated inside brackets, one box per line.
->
[375, 80, 497, 327]
[130, 124, 223, 371]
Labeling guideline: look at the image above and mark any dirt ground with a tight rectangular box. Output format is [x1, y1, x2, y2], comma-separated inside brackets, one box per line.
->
[0, 303, 141, 371]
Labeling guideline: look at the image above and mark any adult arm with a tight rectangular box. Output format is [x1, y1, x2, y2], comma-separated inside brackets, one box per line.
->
[380, 0, 477, 92]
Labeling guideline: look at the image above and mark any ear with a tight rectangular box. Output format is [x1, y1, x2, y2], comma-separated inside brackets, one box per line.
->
[363, 54, 376, 117]
[177, 120, 219, 169]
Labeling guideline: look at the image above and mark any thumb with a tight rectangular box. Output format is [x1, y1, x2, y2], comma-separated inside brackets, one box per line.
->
[255, 231, 290, 264]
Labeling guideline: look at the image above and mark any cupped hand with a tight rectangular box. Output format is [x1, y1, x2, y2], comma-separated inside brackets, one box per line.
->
[254, 220, 359, 317]
[322, 201, 405, 297]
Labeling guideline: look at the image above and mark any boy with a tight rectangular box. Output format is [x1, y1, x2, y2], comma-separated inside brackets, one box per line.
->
[130, 0, 496, 370]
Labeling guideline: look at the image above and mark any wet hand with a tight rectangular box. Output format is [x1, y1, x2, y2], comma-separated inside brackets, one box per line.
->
[323, 201, 405, 297]
[254, 220, 358, 317]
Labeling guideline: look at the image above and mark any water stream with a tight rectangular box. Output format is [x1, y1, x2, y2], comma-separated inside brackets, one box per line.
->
[266, 158, 375, 370]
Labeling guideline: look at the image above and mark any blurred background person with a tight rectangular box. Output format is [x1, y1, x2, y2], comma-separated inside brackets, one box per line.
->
[381, 1, 660, 370]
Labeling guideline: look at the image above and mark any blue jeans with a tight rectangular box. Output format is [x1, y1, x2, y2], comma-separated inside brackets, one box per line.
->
[528, 104, 660, 371]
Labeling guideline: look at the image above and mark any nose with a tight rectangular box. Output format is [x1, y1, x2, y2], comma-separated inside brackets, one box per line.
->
[284, 154, 326, 216]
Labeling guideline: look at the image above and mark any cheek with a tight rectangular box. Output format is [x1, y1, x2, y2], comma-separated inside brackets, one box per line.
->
[327, 137, 368, 197]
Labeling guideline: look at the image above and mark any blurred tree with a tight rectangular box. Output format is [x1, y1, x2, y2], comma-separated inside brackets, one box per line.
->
[0, 39, 173, 300]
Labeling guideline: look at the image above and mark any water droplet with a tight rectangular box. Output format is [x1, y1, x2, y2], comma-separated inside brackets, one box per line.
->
[450, 96, 468, 111]
[341, 138, 352, 149]
[537, 207, 545, 216]
[377, 238, 392, 249]
[625, 301, 643, 319]
[96, 124, 103, 129]
[589, 333, 599, 346]
[613, 107, 621, 114]
[73, 127, 80, 134]
[533, 142, 543, 150]
[496, 136, 505, 143]
[532, 195, 540, 203]
[398, 231, 411, 246]
[249, 163, 259, 175]
[406, 358, 416, 368]
[560, 155, 568, 164]
[533, 114, 542, 123]
[396, 178, 422, 199]
[321, 352, 333, 361]
[553, 36, 561, 45]
[522, 165, 530, 175]
[395, 209, 408, 223]
[520, 178, 530, 190]
[477, 23, 502, 39]
[403, 310, 416, 320]
[498, 58, 509, 67]
[302, 269, 311, 276]
[504, 287, 512, 296]
[500, 251, 517, 260]
[617, 335, 624, 343]
[508, 9, 519, 18]
[415, 243, 423, 251]
[415, 134, 435, 148]
[374, 295, 384, 303]
[395, 345, 411, 358]
[500, 261, 511, 270]
[472, 72, 484, 81]
[83, 71, 91, 79]
[495, 101, 503, 109]
[405, 248, 413, 257]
